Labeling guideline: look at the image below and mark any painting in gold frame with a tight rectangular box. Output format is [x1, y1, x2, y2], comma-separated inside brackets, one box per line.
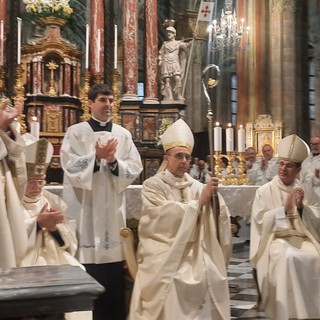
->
[255, 130, 274, 156]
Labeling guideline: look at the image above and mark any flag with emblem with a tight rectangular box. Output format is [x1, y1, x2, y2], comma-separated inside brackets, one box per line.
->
[197, 1, 215, 22]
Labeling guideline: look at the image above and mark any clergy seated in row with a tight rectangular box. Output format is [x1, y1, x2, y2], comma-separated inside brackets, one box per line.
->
[189, 159, 208, 183]
[20, 134, 91, 320]
[245, 145, 278, 185]
[250, 134, 320, 319]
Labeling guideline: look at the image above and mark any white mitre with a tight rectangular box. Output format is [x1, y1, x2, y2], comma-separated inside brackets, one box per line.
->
[23, 133, 54, 177]
[160, 118, 194, 153]
[278, 134, 310, 163]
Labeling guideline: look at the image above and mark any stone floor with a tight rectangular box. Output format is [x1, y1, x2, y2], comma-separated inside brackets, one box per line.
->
[229, 241, 268, 319]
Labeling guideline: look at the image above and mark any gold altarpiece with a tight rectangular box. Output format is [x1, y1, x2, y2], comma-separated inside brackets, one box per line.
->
[18, 17, 186, 184]
[20, 17, 83, 183]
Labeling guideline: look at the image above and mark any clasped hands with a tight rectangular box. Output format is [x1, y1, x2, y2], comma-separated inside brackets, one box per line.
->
[37, 203, 64, 232]
[96, 138, 118, 163]
[285, 187, 304, 216]
[200, 176, 219, 206]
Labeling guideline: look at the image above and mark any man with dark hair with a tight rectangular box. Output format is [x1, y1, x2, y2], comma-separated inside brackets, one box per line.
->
[250, 134, 320, 319]
[60, 84, 143, 320]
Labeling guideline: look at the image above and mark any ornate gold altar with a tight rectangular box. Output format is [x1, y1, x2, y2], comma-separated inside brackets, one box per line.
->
[20, 17, 83, 183]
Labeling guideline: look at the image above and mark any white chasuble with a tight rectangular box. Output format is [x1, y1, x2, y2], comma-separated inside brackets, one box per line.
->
[129, 170, 232, 320]
[250, 175, 320, 319]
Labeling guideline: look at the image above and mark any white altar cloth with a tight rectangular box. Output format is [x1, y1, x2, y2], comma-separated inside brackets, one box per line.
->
[46, 184, 258, 221]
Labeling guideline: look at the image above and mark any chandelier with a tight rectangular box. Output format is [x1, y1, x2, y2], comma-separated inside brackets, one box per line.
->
[208, 1, 250, 53]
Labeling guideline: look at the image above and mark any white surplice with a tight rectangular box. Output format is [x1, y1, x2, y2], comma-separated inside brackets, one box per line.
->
[60, 122, 143, 264]
[0, 128, 28, 268]
[129, 170, 232, 320]
[250, 175, 320, 320]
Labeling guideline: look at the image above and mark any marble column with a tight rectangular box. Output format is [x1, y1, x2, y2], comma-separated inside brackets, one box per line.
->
[143, 0, 159, 104]
[63, 59, 71, 95]
[309, 0, 320, 136]
[0, 0, 7, 68]
[90, 0, 104, 77]
[270, 0, 309, 136]
[122, 0, 138, 99]
[72, 60, 78, 97]
[32, 58, 42, 94]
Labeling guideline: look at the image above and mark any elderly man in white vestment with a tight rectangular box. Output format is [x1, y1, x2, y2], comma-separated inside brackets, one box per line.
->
[60, 84, 143, 320]
[0, 97, 28, 268]
[250, 134, 320, 320]
[129, 119, 232, 320]
[21, 136, 91, 320]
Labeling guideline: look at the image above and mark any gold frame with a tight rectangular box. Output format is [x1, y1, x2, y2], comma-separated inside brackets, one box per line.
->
[246, 114, 282, 156]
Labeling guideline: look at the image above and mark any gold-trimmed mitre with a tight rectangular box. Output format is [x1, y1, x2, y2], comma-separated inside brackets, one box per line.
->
[278, 134, 309, 164]
[25, 137, 54, 177]
[160, 118, 194, 152]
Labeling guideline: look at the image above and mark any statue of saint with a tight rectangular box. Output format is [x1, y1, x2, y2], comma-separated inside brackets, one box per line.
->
[158, 26, 189, 102]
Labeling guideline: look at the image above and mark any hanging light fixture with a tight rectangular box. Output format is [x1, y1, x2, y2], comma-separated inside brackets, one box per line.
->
[208, 0, 250, 53]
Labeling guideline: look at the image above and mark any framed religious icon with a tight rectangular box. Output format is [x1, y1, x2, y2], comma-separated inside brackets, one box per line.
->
[246, 114, 283, 156]
[255, 130, 274, 156]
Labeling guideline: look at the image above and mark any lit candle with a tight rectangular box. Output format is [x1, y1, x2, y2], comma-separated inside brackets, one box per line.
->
[226, 123, 234, 152]
[85, 24, 90, 69]
[114, 24, 118, 69]
[214, 122, 222, 151]
[17, 17, 22, 64]
[30, 116, 40, 140]
[0, 20, 3, 66]
[97, 29, 101, 73]
[238, 125, 246, 152]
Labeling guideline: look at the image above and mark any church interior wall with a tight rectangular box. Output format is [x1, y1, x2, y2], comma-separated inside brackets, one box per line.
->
[1, 0, 320, 180]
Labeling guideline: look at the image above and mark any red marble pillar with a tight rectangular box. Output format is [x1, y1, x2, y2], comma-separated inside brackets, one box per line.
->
[63, 61, 71, 95]
[32, 59, 42, 94]
[72, 61, 78, 96]
[122, 0, 138, 99]
[90, 0, 104, 76]
[143, 0, 159, 103]
[0, 0, 7, 67]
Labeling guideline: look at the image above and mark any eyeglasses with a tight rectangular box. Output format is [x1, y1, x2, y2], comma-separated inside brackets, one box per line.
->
[27, 179, 46, 187]
[278, 162, 297, 169]
[170, 153, 192, 161]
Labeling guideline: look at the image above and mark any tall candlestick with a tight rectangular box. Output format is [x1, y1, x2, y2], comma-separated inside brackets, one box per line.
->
[30, 116, 40, 140]
[17, 17, 22, 64]
[114, 25, 118, 69]
[238, 125, 246, 152]
[85, 24, 90, 69]
[226, 123, 234, 152]
[214, 122, 222, 151]
[0, 20, 4, 66]
[97, 29, 101, 73]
